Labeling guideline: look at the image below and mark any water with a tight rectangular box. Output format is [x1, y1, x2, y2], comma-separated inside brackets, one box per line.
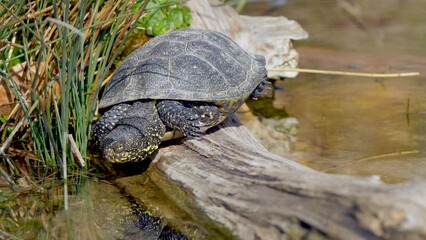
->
[0, 178, 189, 239]
[245, 0, 426, 57]
[243, 0, 426, 183]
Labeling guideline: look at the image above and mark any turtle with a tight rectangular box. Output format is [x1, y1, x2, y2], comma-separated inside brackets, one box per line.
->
[93, 28, 268, 163]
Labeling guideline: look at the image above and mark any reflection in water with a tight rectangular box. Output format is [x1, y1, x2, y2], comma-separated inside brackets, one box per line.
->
[244, 0, 426, 183]
[0, 179, 188, 239]
[276, 75, 426, 183]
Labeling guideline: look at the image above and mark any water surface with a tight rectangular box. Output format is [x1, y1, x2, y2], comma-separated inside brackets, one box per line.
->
[244, 0, 426, 183]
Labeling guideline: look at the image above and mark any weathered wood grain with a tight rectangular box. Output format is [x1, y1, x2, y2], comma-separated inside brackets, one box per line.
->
[143, 115, 426, 240]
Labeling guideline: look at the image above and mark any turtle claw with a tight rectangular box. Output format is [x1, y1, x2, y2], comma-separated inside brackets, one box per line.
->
[194, 121, 206, 127]
[182, 120, 206, 137]
[263, 79, 272, 85]
[185, 128, 205, 138]
[250, 81, 270, 100]
[255, 91, 268, 97]
[177, 118, 206, 137]
[264, 86, 273, 91]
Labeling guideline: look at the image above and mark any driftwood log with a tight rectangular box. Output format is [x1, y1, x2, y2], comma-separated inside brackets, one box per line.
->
[117, 116, 426, 240]
[186, 0, 308, 79]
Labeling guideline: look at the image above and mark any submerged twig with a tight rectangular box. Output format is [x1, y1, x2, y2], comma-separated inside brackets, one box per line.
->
[322, 150, 421, 172]
[68, 134, 85, 167]
[269, 68, 420, 78]
[406, 97, 411, 127]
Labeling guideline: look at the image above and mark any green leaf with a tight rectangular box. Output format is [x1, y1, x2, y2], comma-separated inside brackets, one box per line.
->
[182, 7, 192, 26]
[170, 8, 183, 28]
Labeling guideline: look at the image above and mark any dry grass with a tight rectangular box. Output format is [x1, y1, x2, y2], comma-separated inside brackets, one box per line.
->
[0, 0, 148, 234]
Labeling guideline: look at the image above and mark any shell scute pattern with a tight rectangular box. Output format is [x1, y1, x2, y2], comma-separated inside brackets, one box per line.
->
[184, 40, 247, 89]
[99, 28, 266, 110]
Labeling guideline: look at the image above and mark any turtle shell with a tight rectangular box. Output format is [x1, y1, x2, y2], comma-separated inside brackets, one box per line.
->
[99, 28, 267, 110]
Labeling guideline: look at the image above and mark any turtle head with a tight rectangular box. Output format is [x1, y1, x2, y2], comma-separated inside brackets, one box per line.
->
[99, 124, 160, 163]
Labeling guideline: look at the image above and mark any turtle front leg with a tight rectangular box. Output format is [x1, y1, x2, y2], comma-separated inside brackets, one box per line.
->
[157, 100, 222, 137]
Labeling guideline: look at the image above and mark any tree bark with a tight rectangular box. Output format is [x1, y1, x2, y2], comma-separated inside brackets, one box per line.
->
[131, 115, 426, 240]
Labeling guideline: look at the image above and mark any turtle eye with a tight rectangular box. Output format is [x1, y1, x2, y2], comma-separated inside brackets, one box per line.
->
[114, 144, 124, 153]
